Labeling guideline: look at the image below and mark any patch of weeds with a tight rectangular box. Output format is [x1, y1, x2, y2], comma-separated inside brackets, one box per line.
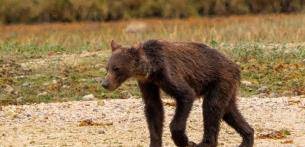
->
[210, 40, 218, 48]
[1, 17, 305, 104]
[257, 129, 291, 140]
[228, 43, 305, 96]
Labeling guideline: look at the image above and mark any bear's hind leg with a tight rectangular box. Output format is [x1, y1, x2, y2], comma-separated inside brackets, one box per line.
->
[160, 77, 196, 147]
[223, 104, 254, 147]
[198, 82, 230, 147]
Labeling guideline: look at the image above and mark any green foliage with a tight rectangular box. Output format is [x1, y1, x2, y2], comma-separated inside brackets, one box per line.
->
[0, 0, 304, 23]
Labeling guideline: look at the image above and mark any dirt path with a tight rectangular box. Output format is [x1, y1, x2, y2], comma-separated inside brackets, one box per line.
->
[0, 96, 305, 147]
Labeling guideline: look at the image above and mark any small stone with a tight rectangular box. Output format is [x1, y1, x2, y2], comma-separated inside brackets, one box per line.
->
[283, 91, 293, 96]
[276, 81, 283, 86]
[37, 92, 48, 97]
[270, 93, 278, 98]
[80, 79, 87, 82]
[43, 82, 50, 86]
[62, 85, 69, 89]
[52, 79, 58, 84]
[22, 82, 30, 87]
[4, 85, 14, 94]
[98, 130, 105, 134]
[5, 110, 18, 119]
[82, 94, 96, 101]
[97, 100, 105, 106]
[241, 80, 253, 87]
[258, 93, 268, 98]
[16, 97, 23, 104]
[257, 86, 268, 93]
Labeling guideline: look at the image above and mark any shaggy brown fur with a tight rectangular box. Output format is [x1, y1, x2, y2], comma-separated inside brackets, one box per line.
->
[102, 40, 254, 147]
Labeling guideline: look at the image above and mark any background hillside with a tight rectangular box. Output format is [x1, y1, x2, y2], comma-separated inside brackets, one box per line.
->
[0, 0, 305, 24]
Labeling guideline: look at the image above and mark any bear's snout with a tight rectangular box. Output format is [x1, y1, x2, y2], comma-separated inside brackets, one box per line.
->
[101, 79, 110, 89]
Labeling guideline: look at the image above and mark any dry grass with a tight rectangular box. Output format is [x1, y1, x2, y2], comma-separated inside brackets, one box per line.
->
[1, 14, 305, 105]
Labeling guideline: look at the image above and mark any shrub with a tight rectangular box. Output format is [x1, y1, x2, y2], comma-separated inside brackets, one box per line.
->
[0, 0, 304, 23]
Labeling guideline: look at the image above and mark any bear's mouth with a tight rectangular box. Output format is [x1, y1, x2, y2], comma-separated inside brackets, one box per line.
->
[101, 79, 121, 91]
[105, 85, 119, 91]
[101, 82, 117, 91]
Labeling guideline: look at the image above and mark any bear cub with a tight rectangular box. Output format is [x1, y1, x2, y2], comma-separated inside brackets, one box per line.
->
[102, 40, 254, 147]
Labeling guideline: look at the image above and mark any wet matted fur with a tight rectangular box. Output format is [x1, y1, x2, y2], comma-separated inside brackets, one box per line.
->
[102, 40, 254, 147]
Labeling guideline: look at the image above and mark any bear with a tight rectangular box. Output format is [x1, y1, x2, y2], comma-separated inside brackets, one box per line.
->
[102, 40, 254, 147]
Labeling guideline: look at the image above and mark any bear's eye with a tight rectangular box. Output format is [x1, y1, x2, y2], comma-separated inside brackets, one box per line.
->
[112, 66, 120, 72]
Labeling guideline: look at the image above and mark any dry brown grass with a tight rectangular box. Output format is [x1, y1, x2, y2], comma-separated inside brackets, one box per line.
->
[1, 14, 305, 105]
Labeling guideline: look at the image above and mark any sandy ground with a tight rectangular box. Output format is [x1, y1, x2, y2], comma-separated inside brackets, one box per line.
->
[0, 96, 305, 147]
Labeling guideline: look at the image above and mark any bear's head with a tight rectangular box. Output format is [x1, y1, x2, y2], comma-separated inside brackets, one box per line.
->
[101, 40, 150, 91]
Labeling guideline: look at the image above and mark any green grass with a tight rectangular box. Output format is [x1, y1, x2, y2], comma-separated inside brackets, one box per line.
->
[1, 14, 305, 105]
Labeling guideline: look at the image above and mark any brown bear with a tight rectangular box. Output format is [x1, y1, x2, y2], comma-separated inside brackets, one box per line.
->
[102, 40, 254, 147]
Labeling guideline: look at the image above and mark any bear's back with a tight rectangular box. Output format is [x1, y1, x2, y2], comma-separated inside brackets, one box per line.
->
[142, 39, 240, 96]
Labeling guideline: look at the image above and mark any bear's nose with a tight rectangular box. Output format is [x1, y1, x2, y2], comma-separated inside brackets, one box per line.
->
[101, 79, 110, 89]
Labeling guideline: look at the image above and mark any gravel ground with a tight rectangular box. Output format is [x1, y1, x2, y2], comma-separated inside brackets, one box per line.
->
[0, 96, 305, 147]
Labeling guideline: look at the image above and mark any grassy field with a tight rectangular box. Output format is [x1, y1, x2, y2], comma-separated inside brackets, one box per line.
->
[1, 14, 305, 105]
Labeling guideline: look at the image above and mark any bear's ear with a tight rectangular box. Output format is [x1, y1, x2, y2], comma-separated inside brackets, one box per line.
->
[111, 40, 122, 52]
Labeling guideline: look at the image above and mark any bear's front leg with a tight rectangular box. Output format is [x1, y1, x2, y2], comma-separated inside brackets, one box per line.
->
[138, 81, 164, 147]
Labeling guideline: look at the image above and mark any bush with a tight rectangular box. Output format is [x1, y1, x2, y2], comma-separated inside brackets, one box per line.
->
[0, 0, 304, 23]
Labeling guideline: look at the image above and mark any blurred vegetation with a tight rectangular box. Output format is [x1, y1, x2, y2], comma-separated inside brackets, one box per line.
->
[0, 0, 305, 24]
[1, 14, 305, 105]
